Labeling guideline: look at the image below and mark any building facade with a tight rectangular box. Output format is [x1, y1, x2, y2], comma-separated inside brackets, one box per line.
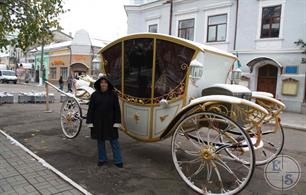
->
[31, 30, 108, 83]
[125, 0, 306, 113]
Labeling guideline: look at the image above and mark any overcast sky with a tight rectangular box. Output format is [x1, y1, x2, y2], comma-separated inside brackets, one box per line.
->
[60, 0, 128, 41]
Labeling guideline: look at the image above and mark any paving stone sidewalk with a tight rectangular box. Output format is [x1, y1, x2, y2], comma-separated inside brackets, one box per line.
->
[0, 133, 85, 195]
[280, 111, 306, 131]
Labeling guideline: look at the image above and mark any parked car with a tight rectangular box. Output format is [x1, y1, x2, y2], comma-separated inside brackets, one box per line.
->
[0, 70, 17, 84]
[0, 64, 8, 70]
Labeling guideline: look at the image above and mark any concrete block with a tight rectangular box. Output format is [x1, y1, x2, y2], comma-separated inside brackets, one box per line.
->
[18, 93, 33, 103]
[0, 92, 14, 104]
[17, 92, 55, 104]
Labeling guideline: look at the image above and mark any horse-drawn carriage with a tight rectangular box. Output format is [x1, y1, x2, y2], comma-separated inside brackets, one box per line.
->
[54, 33, 285, 195]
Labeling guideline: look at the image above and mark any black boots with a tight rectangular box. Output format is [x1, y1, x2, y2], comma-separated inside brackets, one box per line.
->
[97, 161, 106, 167]
[114, 163, 123, 168]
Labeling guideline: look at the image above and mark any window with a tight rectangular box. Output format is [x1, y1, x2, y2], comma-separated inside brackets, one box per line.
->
[148, 24, 158, 33]
[102, 42, 122, 91]
[124, 38, 153, 98]
[178, 18, 195, 41]
[207, 14, 227, 42]
[60, 67, 68, 80]
[261, 5, 281, 38]
[50, 68, 56, 79]
[155, 39, 195, 98]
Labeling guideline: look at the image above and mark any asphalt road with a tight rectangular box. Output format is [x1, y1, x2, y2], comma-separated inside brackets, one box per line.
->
[0, 102, 305, 195]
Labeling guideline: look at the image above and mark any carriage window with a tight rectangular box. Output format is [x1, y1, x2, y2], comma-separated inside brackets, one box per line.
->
[102, 42, 122, 91]
[124, 38, 153, 98]
[154, 39, 195, 98]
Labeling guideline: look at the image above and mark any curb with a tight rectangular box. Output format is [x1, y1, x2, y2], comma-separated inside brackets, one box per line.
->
[269, 122, 306, 132]
[19, 82, 44, 87]
[281, 123, 306, 132]
[0, 129, 92, 195]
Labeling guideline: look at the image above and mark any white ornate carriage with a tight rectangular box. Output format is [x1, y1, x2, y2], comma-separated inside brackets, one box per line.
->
[53, 33, 286, 195]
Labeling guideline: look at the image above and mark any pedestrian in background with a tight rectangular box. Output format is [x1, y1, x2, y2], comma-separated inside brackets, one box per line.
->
[59, 76, 64, 91]
[86, 76, 123, 168]
[67, 75, 73, 92]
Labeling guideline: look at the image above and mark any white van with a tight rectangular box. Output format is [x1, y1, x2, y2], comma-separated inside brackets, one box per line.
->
[0, 64, 7, 70]
[0, 70, 17, 84]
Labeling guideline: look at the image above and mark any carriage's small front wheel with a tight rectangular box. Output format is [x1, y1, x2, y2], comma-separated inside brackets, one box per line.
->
[171, 111, 255, 195]
[60, 98, 82, 139]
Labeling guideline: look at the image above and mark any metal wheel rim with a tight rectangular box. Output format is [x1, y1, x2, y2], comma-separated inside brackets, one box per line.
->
[171, 111, 255, 195]
[60, 98, 82, 139]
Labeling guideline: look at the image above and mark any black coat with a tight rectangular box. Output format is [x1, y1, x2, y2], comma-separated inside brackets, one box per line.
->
[86, 77, 121, 140]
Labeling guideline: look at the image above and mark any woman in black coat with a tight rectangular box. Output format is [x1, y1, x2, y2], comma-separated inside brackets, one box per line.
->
[86, 76, 123, 168]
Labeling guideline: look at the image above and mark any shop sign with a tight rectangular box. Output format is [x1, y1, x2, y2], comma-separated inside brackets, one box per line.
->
[73, 55, 87, 61]
[51, 60, 65, 66]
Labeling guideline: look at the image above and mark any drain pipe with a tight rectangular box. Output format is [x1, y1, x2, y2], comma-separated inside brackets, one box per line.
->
[233, 0, 239, 51]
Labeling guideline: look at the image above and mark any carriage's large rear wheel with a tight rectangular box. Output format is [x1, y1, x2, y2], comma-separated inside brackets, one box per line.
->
[60, 98, 82, 139]
[171, 111, 255, 195]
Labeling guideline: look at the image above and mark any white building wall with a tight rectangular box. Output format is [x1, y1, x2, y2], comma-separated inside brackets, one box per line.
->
[236, 0, 306, 112]
[125, 0, 306, 112]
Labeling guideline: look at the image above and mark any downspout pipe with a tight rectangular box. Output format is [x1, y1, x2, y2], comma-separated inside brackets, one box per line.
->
[233, 0, 239, 51]
[168, 0, 173, 35]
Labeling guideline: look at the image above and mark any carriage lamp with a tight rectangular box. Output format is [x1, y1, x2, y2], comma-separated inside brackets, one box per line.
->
[189, 59, 204, 84]
[92, 57, 101, 76]
[231, 67, 242, 85]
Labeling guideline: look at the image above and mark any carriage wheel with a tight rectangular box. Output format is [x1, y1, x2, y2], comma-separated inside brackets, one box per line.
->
[171, 111, 255, 195]
[60, 98, 83, 139]
[252, 120, 284, 166]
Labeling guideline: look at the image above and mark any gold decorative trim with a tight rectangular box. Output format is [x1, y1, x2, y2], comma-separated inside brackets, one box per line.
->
[133, 112, 140, 124]
[160, 115, 169, 122]
[114, 78, 186, 106]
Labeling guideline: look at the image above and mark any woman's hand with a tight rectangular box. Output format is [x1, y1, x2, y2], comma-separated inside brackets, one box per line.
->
[113, 123, 122, 131]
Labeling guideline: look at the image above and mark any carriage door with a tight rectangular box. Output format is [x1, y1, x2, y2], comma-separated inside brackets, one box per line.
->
[123, 38, 154, 140]
[257, 65, 278, 97]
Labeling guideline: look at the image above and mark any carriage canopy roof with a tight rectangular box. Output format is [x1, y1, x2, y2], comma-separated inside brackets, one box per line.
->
[99, 33, 237, 60]
[99, 33, 237, 104]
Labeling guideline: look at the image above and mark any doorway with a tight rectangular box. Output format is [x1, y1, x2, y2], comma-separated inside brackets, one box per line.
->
[257, 65, 278, 97]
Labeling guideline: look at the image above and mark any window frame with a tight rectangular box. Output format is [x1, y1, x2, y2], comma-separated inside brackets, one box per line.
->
[206, 13, 227, 43]
[148, 24, 158, 33]
[50, 67, 57, 79]
[260, 5, 282, 38]
[60, 67, 68, 80]
[177, 18, 195, 41]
